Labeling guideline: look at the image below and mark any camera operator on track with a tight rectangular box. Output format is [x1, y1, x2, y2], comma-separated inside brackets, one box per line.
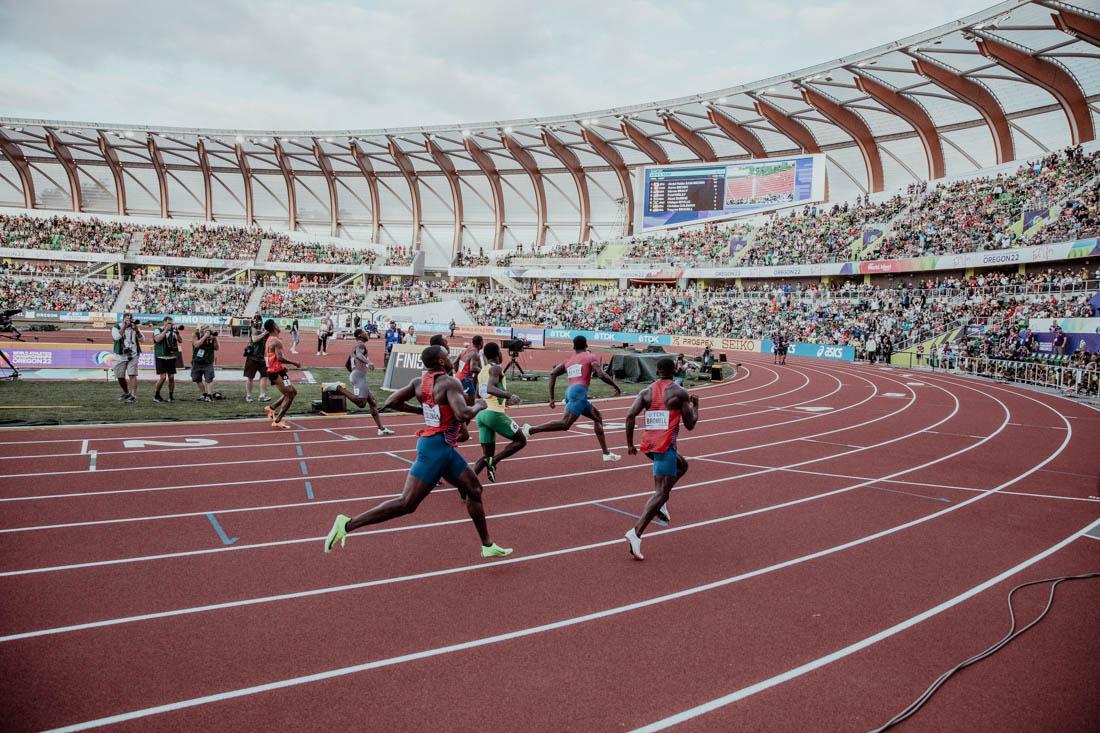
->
[111, 313, 143, 403]
[191, 324, 220, 402]
[153, 316, 182, 403]
[243, 313, 271, 403]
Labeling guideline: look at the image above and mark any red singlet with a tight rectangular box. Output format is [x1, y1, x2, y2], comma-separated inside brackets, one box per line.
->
[455, 346, 478, 381]
[563, 351, 599, 387]
[416, 371, 460, 445]
[265, 341, 284, 373]
[640, 379, 682, 454]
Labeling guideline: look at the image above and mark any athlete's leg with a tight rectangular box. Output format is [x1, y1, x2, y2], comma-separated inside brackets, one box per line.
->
[585, 404, 612, 455]
[634, 474, 677, 537]
[273, 376, 296, 421]
[528, 410, 580, 434]
[344, 473, 434, 531]
[450, 467, 493, 547]
[492, 430, 527, 465]
[330, 384, 366, 408]
[365, 393, 389, 431]
[472, 440, 496, 476]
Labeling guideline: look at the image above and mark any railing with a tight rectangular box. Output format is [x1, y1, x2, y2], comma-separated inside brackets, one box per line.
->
[889, 353, 1100, 397]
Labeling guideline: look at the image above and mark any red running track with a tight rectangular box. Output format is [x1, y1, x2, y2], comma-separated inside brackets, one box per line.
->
[0, 354, 1097, 731]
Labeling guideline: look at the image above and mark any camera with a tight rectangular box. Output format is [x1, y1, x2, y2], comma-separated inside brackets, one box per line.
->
[501, 338, 530, 353]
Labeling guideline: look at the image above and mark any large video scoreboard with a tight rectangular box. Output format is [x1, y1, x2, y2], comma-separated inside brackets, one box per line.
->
[635, 154, 826, 232]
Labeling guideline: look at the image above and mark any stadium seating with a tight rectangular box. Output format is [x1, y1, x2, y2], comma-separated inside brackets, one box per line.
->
[0, 274, 119, 312]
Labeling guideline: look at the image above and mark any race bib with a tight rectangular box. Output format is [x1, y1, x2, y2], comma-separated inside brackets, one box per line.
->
[422, 403, 441, 428]
[566, 363, 583, 378]
[478, 383, 489, 398]
[458, 360, 466, 372]
[644, 410, 670, 431]
[510, 420, 520, 433]
[195, 349, 206, 359]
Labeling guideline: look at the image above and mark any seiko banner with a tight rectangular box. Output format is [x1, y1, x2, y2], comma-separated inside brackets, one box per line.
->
[670, 335, 760, 352]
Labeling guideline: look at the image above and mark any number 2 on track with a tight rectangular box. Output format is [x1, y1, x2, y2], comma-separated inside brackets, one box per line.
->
[122, 438, 219, 449]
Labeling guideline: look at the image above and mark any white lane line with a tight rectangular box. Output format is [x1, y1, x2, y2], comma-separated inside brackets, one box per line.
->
[0, 368, 763, 454]
[384, 452, 413, 465]
[0, 383, 802, 477]
[632, 517, 1100, 732]
[41, 417, 1076, 733]
[0, 372, 960, 622]
[87, 451, 97, 472]
[0, 364, 881, 519]
[0, 366, 850, 499]
[80, 439, 88, 455]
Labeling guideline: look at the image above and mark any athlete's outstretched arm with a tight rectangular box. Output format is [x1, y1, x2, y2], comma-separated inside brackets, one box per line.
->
[624, 389, 649, 455]
[383, 378, 423, 415]
[485, 364, 516, 403]
[274, 339, 300, 369]
[680, 390, 700, 430]
[547, 364, 566, 407]
[592, 363, 622, 396]
[444, 377, 486, 422]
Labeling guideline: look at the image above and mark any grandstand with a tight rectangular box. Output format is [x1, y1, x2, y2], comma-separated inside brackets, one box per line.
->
[2, 1, 1100, 731]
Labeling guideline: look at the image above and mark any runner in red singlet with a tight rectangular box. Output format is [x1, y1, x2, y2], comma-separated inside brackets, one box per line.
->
[322, 345, 511, 558]
[527, 335, 622, 462]
[454, 335, 483, 398]
[262, 319, 301, 429]
[623, 357, 699, 560]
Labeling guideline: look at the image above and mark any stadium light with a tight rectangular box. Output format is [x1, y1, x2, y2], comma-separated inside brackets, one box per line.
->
[503, 126, 513, 134]
[235, 135, 244, 143]
[461, 129, 471, 137]
[580, 119, 589, 126]
[325, 137, 334, 143]
[717, 97, 727, 104]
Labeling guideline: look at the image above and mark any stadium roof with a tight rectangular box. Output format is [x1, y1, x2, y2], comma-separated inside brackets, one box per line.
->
[1, 0, 1098, 267]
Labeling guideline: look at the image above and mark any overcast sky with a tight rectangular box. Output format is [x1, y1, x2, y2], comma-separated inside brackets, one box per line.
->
[0, 0, 996, 131]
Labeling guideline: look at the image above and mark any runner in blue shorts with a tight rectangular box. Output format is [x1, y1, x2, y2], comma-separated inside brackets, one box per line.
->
[322, 345, 512, 559]
[623, 357, 700, 560]
[527, 335, 623, 462]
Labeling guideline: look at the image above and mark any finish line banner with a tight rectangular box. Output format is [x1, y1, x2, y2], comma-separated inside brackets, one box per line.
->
[381, 343, 425, 391]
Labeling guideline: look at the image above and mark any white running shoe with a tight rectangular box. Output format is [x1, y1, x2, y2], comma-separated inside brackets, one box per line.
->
[378, 427, 395, 436]
[624, 529, 644, 560]
[603, 452, 622, 462]
[245, 394, 253, 402]
[259, 394, 272, 402]
[656, 502, 670, 524]
[521, 423, 532, 438]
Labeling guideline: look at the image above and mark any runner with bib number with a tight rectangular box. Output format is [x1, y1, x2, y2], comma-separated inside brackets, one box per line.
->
[526, 335, 623, 462]
[623, 357, 700, 561]
[472, 342, 528, 483]
[322, 345, 512, 559]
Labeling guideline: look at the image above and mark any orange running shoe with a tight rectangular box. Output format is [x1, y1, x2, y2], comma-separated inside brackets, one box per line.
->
[271, 419, 290, 430]
[264, 406, 276, 419]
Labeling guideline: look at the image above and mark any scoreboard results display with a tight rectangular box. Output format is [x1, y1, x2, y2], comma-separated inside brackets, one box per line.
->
[636, 154, 825, 232]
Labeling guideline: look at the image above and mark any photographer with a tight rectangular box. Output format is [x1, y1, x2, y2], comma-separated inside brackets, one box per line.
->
[111, 313, 143, 403]
[153, 316, 182, 403]
[243, 314, 271, 402]
[191, 324, 219, 401]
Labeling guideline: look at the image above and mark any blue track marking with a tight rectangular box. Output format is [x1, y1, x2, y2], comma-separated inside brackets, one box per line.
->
[305, 481, 314, 500]
[205, 514, 238, 545]
[592, 501, 667, 527]
[292, 432, 301, 442]
[296, 444, 303, 457]
[299, 460, 309, 476]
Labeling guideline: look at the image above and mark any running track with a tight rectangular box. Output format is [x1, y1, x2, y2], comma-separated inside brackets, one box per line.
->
[0, 354, 1097, 731]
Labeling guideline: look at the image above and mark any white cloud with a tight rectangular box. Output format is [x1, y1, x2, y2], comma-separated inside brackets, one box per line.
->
[0, 0, 995, 129]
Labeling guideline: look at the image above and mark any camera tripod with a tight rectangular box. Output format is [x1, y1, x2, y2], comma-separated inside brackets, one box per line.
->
[503, 349, 526, 377]
[0, 346, 19, 381]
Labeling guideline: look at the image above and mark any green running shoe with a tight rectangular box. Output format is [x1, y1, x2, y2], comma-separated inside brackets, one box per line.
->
[324, 514, 351, 553]
[481, 543, 512, 558]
